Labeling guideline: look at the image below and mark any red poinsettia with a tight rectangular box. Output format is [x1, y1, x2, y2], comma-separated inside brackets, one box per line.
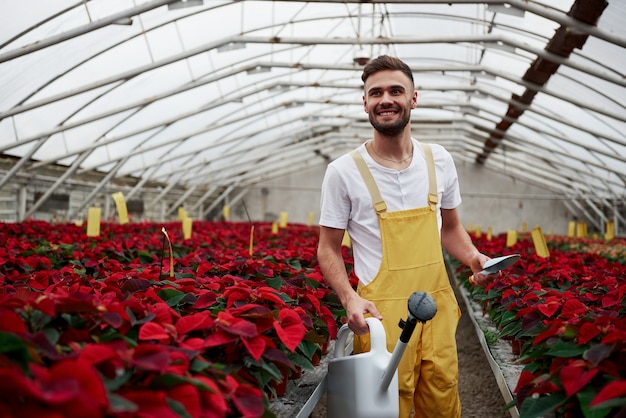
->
[454, 232, 626, 417]
[0, 220, 344, 417]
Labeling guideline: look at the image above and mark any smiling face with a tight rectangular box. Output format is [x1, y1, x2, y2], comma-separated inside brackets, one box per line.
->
[363, 69, 418, 137]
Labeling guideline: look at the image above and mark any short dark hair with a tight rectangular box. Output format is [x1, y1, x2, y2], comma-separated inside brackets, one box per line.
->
[361, 55, 414, 86]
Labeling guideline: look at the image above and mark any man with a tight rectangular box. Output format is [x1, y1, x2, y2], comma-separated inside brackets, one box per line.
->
[317, 55, 494, 418]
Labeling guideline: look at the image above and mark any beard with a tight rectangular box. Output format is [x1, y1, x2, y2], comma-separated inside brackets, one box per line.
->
[369, 108, 411, 137]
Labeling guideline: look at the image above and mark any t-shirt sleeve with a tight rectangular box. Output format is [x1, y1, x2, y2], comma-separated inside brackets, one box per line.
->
[441, 148, 462, 209]
[319, 163, 351, 229]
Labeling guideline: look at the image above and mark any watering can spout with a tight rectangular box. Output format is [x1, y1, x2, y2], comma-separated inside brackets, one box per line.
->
[380, 291, 437, 392]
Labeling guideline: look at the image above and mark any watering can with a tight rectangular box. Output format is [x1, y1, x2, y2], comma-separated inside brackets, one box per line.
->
[327, 291, 437, 418]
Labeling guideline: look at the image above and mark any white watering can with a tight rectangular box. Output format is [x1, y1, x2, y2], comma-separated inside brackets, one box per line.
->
[327, 291, 438, 418]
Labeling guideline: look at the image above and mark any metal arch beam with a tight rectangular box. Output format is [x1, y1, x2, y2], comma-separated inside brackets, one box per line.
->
[476, 0, 609, 165]
[13, 62, 625, 164]
[269, 0, 625, 48]
[437, 122, 626, 193]
[446, 139, 598, 198]
[445, 135, 614, 198]
[145, 127, 343, 182]
[109, 103, 348, 178]
[184, 127, 598, 202]
[165, 185, 199, 217]
[22, 151, 92, 220]
[201, 184, 237, 220]
[65, 153, 132, 221]
[188, 185, 219, 218]
[4, 29, 625, 123]
[171, 136, 338, 185]
[0, 0, 180, 64]
[12, 66, 625, 180]
[138, 97, 624, 192]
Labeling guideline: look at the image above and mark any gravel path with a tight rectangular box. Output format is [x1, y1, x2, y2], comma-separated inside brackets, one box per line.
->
[310, 282, 512, 418]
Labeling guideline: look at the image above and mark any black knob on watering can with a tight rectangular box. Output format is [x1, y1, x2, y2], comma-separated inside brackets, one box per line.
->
[398, 291, 437, 343]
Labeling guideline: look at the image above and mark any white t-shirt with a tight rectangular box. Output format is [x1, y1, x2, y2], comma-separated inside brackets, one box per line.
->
[319, 138, 462, 285]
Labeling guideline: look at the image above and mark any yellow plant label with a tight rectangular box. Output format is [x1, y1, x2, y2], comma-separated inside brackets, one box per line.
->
[487, 227, 492, 241]
[605, 221, 615, 241]
[178, 207, 188, 221]
[112, 192, 129, 225]
[475, 226, 481, 239]
[308, 211, 314, 226]
[521, 222, 527, 232]
[279, 211, 288, 228]
[182, 217, 192, 240]
[222, 205, 230, 221]
[531, 226, 550, 258]
[506, 229, 517, 247]
[271, 222, 278, 234]
[567, 221, 576, 237]
[86, 207, 101, 237]
[576, 222, 587, 238]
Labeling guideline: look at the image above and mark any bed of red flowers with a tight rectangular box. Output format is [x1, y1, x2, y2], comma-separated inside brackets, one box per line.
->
[454, 233, 626, 418]
[2, 219, 625, 418]
[0, 220, 351, 418]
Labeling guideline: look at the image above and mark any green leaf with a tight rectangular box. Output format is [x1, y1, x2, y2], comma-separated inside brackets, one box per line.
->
[108, 393, 139, 413]
[157, 289, 186, 307]
[499, 320, 522, 338]
[154, 373, 189, 388]
[287, 259, 302, 270]
[166, 398, 192, 418]
[519, 393, 566, 418]
[138, 251, 154, 264]
[245, 358, 283, 388]
[546, 340, 587, 357]
[0, 332, 31, 371]
[126, 307, 138, 326]
[498, 310, 518, 326]
[264, 277, 283, 290]
[577, 386, 612, 418]
[103, 369, 133, 391]
[287, 352, 314, 371]
[43, 327, 60, 345]
[159, 280, 181, 288]
[297, 340, 319, 361]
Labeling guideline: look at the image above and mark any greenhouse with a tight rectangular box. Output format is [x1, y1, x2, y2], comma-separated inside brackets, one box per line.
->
[0, 1, 624, 418]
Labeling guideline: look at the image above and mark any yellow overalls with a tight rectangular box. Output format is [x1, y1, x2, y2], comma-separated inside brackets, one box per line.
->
[350, 143, 461, 418]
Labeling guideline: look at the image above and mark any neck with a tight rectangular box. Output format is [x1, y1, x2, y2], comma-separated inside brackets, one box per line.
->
[368, 138, 414, 165]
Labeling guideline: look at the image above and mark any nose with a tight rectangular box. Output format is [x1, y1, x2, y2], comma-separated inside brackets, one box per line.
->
[380, 91, 394, 104]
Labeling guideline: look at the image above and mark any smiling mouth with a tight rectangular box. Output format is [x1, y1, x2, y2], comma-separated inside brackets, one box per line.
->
[378, 110, 398, 116]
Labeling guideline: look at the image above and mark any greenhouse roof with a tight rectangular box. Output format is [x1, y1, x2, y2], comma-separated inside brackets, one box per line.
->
[1, 0, 625, 220]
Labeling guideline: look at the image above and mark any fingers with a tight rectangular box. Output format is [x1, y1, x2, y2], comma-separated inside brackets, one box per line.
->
[347, 298, 383, 335]
[469, 270, 501, 287]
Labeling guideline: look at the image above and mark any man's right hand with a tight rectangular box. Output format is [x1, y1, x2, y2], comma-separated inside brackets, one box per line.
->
[345, 295, 383, 335]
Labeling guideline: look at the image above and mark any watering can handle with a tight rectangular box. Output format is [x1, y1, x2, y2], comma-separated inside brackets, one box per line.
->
[333, 318, 387, 358]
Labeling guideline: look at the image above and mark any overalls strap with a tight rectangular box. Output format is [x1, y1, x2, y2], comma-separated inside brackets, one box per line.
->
[420, 143, 439, 211]
[350, 149, 387, 214]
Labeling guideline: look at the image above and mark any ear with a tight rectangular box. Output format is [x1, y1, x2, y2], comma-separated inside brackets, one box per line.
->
[411, 91, 418, 109]
[363, 95, 368, 113]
